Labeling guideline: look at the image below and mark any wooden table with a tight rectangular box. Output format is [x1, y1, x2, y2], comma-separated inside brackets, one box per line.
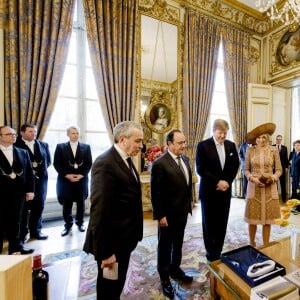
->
[207, 237, 300, 299]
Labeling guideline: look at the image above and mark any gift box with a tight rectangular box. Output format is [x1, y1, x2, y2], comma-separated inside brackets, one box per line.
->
[220, 245, 286, 287]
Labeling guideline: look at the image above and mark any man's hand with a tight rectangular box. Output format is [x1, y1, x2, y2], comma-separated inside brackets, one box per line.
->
[216, 180, 229, 192]
[159, 216, 168, 227]
[101, 254, 116, 269]
[65, 174, 83, 182]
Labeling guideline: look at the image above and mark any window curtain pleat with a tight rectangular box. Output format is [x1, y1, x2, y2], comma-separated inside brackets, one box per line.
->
[4, 0, 75, 139]
[82, 0, 138, 140]
[182, 10, 221, 171]
[222, 26, 250, 146]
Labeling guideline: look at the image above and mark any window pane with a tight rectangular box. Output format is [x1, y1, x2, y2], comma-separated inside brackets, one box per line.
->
[86, 132, 111, 159]
[59, 65, 78, 97]
[86, 41, 91, 67]
[67, 32, 77, 65]
[85, 68, 98, 99]
[86, 100, 106, 131]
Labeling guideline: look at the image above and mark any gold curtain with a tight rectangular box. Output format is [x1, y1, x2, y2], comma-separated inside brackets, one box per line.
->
[4, 0, 75, 139]
[222, 26, 250, 147]
[182, 11, 221, 171]
[83, 0, 138, 140]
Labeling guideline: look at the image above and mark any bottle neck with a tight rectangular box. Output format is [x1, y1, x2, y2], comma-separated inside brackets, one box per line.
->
[32, 254, 42, 270]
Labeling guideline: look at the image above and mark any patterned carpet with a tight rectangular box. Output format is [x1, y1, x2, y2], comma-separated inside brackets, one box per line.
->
[44, 217, 293, 300]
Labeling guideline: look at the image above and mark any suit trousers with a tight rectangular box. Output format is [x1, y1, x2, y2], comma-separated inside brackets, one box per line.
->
[278, 171, 287, 201]
[20, 177, 47, 238]
[157, 217, 187, 280]
[96, 247, 132, 300]
[201, 191, 231, 261]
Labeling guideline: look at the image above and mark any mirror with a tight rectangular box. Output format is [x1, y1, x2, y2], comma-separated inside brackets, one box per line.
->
[138, 0, 182, 173]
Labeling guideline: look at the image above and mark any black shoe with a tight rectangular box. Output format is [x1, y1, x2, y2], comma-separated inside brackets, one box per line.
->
[161, 279, 174, 299]
[170, 269, 193, 283]
[31, 232, 48, 240]
[20, 247, 34, 254]
[78, 225, 86, 232]
[61, 227, 71, 236]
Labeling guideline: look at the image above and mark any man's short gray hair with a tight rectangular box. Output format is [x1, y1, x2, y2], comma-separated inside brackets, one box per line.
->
[113, 121, 143, 143]
[67, 125, 80, 135]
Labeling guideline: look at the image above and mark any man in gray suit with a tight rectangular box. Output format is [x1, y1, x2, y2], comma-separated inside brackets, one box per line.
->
[83, 121, 144, 300]
[151, 129, 193, 299]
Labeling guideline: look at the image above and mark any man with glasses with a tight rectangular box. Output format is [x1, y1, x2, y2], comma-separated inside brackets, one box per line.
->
[0, 126, 35, 254]
[15, 123, 51, 241]
[151, 129, 193, 299]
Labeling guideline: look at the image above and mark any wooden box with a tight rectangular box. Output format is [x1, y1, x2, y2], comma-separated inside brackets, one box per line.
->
[0, 255, 32, 300]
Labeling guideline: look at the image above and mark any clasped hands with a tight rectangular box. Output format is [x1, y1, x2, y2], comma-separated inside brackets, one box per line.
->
[65, 173, 84, 182]
[253, 174, 273, 188]
[216, 180, 229, 192]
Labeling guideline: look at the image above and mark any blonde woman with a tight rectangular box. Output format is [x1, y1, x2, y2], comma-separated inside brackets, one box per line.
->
[244, 123, 282, 247]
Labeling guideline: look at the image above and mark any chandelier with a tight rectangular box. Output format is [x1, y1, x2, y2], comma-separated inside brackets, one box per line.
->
[255, 0, 300, 25]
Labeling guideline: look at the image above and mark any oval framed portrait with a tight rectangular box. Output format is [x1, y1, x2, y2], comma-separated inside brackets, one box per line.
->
[145, 102, 174, 134]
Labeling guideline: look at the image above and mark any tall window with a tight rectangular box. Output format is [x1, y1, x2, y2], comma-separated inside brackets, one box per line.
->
[204, 42, 232, 140]
[44, 0, 110, 199]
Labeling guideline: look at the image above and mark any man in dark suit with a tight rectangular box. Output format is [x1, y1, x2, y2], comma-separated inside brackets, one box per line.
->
[151, 129, 193, 300]
[15, 123, 51, 241]
[0, 126, 35, 254]
[239, 141, 251, 198]
[83, 121, 144, 299]
[53, 125, 92, 236]
[273, 134, 289, 202]
[291, 140, 300, 200]
[196, 119, 239, 262]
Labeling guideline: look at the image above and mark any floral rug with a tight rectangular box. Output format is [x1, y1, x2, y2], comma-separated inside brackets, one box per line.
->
[44, 217, 293, 300]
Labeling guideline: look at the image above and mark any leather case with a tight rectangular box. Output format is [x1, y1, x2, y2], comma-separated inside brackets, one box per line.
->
[221, 245, 286, 287]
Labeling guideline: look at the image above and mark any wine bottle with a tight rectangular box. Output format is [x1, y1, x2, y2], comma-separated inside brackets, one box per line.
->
[32, 254, 49, 300]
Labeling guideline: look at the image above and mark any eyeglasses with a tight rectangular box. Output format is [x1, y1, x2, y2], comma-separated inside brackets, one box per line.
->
[0, 133, 18, 137]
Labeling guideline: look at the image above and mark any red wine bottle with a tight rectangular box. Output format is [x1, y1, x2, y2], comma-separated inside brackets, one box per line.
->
[32, 254, 49, 300]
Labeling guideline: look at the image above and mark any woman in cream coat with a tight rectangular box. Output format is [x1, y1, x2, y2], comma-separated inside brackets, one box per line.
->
[244, 123, 282, 247]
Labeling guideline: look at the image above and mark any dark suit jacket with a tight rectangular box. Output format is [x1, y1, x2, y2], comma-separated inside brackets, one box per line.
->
[53, 142, 92, 203]
[272, 144, 289, 169]
[291, 152, 300, 182]
[196, 137, 239, 200]
[83, 146, 143, 261]
[14, 138, 51, 198]
[150, 152, 192, 222]
[0, 146, 35, 201]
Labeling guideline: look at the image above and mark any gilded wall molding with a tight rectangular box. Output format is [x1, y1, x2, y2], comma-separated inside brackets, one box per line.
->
[177, 0, 271, 35]
[139, 0, 181, 25]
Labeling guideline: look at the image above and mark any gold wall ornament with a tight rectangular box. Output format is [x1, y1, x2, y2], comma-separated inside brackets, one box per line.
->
[139, 0, 180, 23]
[144, 90, 175, 134]
[270, 25, 300, 75]
[250, 46, 260, 64]
[179, 0, 271, 34]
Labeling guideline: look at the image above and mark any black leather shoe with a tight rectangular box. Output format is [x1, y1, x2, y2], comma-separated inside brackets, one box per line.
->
[20, 247, 34, 254]
[161, 279, 174, 299]
[78, 225, 86, 232]
[170, 269, 193, 283]
[31, 232, 48, 240]
[61, 227, 71, 236]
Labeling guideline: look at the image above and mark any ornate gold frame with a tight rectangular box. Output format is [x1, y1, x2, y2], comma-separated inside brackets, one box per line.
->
[270, 25, 300, 76]
[144, 91, 175, 133]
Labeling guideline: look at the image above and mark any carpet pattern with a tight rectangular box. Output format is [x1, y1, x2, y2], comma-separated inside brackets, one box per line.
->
[44, 217, 292, 300]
